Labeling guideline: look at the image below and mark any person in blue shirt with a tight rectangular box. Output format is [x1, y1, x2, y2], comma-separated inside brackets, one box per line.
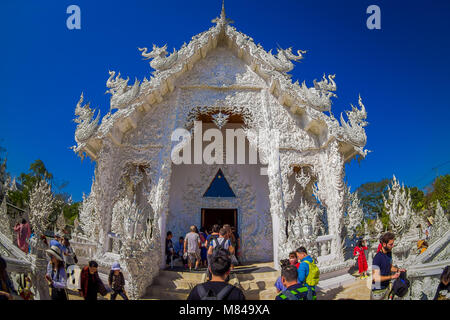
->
[50, 233, 67, 255]
[371, 232, 406, 300]
[295, 246, 313, 286]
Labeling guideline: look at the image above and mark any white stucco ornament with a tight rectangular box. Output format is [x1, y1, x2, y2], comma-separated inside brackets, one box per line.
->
[73, 93, 100, 144]
[72, 2, 373, 298]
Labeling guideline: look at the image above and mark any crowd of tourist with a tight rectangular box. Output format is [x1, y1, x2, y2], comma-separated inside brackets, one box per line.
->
[165, 223, 240, 272]
[0, 217, 448, 301]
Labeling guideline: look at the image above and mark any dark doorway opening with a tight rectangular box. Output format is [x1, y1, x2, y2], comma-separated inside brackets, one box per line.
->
[201, 208, 237, 232]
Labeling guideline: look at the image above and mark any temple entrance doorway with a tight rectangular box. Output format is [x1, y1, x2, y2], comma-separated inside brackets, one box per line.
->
[201, 208, 237, 232]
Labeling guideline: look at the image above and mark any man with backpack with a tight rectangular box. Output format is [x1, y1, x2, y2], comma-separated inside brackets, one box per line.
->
[371, 232, 406, 300]
[276, 265, 311, 300]
[206, 228, 234, 279]
[187, 248, 245, 300]
[296, 246, 320, 300]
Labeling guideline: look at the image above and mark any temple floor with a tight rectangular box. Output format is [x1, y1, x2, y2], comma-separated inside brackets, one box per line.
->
[65, 261, 371, 300]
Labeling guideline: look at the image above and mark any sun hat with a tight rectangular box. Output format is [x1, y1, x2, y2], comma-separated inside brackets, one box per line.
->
[46, 245, 63, 261]
[111, 262, 121, 271]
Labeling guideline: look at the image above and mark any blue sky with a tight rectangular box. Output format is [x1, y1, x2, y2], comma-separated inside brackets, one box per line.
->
[0, 0, 449, 201]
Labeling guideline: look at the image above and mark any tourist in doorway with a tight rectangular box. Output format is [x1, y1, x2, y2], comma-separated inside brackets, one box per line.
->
[206, 224, 220, 248]
[207, 228, 234, 279]
[371, 232, 406, 300]
[276, 265, 313, 300]
[354, 239, 369, 279]
[14, 218, 31, 254]
[296, 246, 320, 300]
[199, 227, 208, 268]
[45, 245, 68, 300]
[174, 236, 187, 268]
[223, 224, 238, 269]
[79, 260, 108, 300]
[108, 262, 129, 300]
[231, 226, 241, 264]
[0, 255, 18, 300]
[184, 226, 201, 272]
[433, 266, 449, 300]
[165, 231, 175, 268]
[205, 224, 220, 279]
[187, 248, 245, 300]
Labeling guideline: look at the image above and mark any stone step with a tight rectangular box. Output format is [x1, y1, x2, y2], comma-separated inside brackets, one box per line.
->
[144, 284, 191, 300]
[243, 287, 278, 300]
[237, 278, 278, 291]
[317, 273, 356, 290]
[153, 277, 203, 290]
[158, 270, 206, 281]
[234, 271, 279, 282]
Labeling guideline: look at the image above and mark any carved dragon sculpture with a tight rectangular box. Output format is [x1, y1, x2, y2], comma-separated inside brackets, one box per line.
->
[106, 71, 140, 110]
[74, 93, 100, 144]
[138, 44, 179, 71]
[340, 95, 368, 148]
[298, 74, 337, 112]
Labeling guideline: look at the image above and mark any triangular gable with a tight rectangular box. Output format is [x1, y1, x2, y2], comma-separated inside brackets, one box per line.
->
[203, 169, 236, 197]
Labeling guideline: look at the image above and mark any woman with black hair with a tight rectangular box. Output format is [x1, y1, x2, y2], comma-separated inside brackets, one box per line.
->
[354, 239, 369, 279]
[0, 256, 17, 300]
[45, 245, 68, 300]
[433, 266, 449, 300]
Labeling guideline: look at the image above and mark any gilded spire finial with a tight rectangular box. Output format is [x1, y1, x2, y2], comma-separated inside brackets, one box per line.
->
[212, 0, 234, 25]
[221, 0, 226, 19]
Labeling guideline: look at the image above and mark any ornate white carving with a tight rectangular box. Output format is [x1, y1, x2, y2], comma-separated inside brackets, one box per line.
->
[431, 201, 449, 243]
[73, 93, 100, 144]
[211, 112, 230, 129]
[294, 168, 311, 189]
[139, 45, 179, 71]
[384, 175, 412, 236]
[343, 185, 364, 239]
[298, 74, 336, 112]
[71, 4, 376, 298]
[106, 71, 141, 110]
[29, 180, 55, 236]
[339, 95, 368, 150]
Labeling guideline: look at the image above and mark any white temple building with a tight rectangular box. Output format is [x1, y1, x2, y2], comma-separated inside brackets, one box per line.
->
[72, 3, 371, 298]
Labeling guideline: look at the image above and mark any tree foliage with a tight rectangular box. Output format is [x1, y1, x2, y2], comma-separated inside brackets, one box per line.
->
[355, 178, 390, 220]
[426, 174, 450, 211]
[356, 174, 449, 230]
[6, 159, 81, 232]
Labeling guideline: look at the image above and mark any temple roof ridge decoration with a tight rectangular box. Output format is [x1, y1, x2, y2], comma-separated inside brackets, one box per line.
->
[72, 2, 369, 162]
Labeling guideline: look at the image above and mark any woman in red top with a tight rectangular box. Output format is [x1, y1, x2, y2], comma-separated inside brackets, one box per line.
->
[353, 239, 369, 279]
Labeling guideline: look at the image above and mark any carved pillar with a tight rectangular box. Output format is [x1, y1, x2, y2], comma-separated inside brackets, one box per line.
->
[96, 140, 120, 255]
[262, 89, 286, 270]
[317, 139, 345, 263]
[29, 238, 50, 300]
[157, 88, 182, 269]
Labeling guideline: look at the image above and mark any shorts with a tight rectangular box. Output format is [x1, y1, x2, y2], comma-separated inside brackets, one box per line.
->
[370, 287, 389, 300]
[188, 251, 200, 264]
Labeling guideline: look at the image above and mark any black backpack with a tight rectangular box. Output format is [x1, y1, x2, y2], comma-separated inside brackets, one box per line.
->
[390, 271, 410, 299]
[211, 238, 226, 256]
[196, 283, 234, 300]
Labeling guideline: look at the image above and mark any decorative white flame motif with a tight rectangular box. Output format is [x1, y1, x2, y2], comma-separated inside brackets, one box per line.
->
[295, 168, 311, 188]
[212, 112, 230, 129]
